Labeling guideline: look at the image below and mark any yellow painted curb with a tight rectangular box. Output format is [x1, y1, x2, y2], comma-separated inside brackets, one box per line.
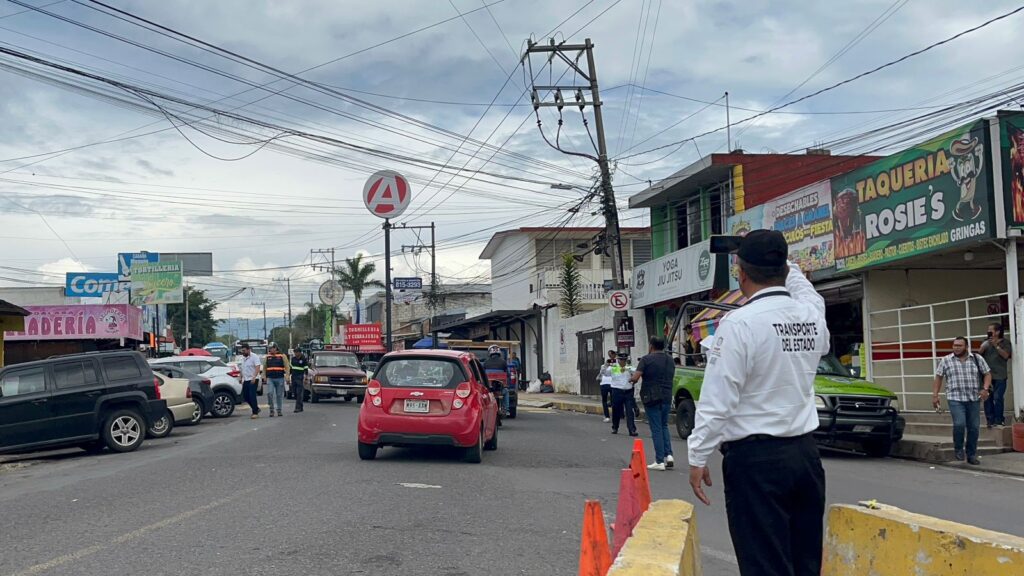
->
[823, 502, 1024, 575]
[608, 499, 702, 576]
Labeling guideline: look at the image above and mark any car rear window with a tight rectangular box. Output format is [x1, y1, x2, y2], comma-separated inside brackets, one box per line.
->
[102, 356, 143, 381]
[313, 353, 359, 368]
[377, 358, 465, 388]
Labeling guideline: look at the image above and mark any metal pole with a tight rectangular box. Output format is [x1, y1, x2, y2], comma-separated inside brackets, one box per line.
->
[384, 218, 393, 351]
[262, 302, 267, 341]
[431, 221, 437, 349]
[584, 38, 629, 357]
[1007, 239, 1022, 419]
[725, 91, 731, 153]
[184, 284, 190, 350]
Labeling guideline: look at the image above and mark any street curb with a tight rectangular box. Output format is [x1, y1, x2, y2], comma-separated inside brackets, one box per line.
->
[518, 400, 554, 409]
[935, 461, 1024, 478]
[540, 399, 677, 426]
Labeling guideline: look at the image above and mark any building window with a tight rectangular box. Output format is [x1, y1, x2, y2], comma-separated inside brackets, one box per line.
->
[632, 239, 652, 266]
[709, 189, 724, 236]
[535, 238, 574, 270]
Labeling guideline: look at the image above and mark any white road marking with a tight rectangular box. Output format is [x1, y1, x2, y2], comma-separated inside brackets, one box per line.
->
[8, 488, 254, 576]
[397, 483, 442, 489]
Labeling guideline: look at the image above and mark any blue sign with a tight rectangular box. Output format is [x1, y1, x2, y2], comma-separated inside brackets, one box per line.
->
[393, 277, 423, 290]
[65, 272, 127, 297]
[117, 252, 159, 279]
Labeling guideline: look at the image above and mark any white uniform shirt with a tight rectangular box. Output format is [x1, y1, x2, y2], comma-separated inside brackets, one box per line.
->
[239, 353, 262, 382]
[687, 261, 829, 467]
[598, 362, 615, 386]
[609, 365, 634, 390]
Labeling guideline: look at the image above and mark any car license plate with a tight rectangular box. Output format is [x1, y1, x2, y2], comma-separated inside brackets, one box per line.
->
[404, 399, 429, 413]
[854, 425, 874, 433]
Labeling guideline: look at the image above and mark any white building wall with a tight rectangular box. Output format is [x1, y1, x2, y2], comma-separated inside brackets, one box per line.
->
[542, 306, 650, 394]
[0, 287, 80, 306]
[489, 235, 534, 310]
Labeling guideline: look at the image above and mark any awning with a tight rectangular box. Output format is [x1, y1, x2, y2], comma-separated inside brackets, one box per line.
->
[412, 337, 447, 349]
[691, 290, 746, 342]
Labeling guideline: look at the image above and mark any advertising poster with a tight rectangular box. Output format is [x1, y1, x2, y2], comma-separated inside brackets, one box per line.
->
[130, 261, 184, 305]
[830, 120, 993, 271]
[764, 180, 835, 272]
[725, 205, 765, 290]
[4, 305, 143, 341]
[1000, 111, 1024, 226]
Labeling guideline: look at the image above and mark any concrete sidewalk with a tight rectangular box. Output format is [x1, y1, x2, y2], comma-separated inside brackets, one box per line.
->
[523, 393, 1024, 478]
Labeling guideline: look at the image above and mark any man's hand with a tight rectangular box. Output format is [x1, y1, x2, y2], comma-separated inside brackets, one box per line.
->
[981, 388, 991, 401]
[689, 465, 712, 506]
[932, 394, 941, 410]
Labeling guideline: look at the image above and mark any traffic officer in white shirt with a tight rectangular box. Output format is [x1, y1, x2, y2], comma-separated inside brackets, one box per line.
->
[687, 230, 829, 576]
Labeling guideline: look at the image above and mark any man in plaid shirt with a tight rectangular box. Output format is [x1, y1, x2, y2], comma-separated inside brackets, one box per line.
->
[933, 337, 993, 465]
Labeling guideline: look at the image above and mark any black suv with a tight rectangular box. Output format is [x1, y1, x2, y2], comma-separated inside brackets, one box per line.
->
[0, 351, 168, 455]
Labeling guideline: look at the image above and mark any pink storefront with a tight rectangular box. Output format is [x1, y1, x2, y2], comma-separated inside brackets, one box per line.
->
[2, 305, 144, 365]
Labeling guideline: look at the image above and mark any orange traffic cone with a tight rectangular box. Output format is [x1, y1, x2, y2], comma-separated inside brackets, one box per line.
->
[611, 468, 642, 558]
[578, 500, 612, 576]
[628, 442, 652, 512]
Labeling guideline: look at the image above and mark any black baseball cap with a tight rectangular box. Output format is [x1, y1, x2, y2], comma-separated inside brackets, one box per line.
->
[710, 229, 788, 267]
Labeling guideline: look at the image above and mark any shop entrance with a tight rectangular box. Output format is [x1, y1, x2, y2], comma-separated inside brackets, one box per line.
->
[577, 329, 604, 396]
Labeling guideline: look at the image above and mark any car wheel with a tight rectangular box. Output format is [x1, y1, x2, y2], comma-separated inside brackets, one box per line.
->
[508, 401, 517, 419]
[863, 440, 892, 458]
[358, 442, 378, 460]
[211, 391, 236, 418]
[311, 392, 320, 403]
[675, 397, 696, 439]
[464, 426, 484, 463]
[146, 410, 174, 439]
[343, 397, 352, 403]
[356, 395, 364, 404]
[484, 424, 498, 451]
[189, 400, 204, 425]
[102, 409, 145, 453]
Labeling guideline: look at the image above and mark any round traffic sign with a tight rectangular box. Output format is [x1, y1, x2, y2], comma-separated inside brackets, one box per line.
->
[319, 280, 346, 306]
[608, 289, 630, 311]
[363, 170, 411, 219]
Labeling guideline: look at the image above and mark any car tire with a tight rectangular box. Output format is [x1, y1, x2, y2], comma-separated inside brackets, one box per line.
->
[356, 395, 364, 404]
[102, 409, 146, 453]
[189, 400, 204, 425]
[311, 392, 320, 404]
[464, 426, 484, 463]
[211, 391, 236, 418]
[484, 424, 498, 451]
[675, 397, 696, 440]
[508, 401, 517, 419]
[358, 442, 378, 460]
[343, 397, 352, 403]
[146, 410, 174, 439]
[863, 440, 892, 458]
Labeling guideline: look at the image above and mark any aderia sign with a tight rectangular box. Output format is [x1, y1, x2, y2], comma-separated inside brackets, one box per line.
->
[830, 119, 993, 271]
[4, 305, 143, 341]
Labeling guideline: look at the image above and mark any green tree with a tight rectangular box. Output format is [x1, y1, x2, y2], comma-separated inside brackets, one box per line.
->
[559, 253, 583, 317]
[280, 303, 350, 346]
[167, 288, 220, 347]
[336, 255, 385, 324]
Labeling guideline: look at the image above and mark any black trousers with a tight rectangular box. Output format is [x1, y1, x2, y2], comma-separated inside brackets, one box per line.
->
[610, 388, 637, 433]
[600, 384, 611, 418]
[722, 433, 825, 576]
[292, 377, 304, 410]
[242, 380, 260, 415]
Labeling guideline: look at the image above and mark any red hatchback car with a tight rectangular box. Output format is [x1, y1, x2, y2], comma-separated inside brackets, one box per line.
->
[357, 350, 499, 463]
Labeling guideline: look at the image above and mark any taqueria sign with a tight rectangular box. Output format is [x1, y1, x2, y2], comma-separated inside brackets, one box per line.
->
[830, 119, 993, 271]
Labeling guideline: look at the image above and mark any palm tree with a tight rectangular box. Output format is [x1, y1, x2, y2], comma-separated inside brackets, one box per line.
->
[336, 255, 385, 324]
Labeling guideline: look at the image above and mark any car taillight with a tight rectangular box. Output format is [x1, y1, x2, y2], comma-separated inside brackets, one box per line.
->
[367, 380, 381, 396]
[153, 377, 162, 399]
[453, 399, 464, 409]
[186, 387, 192, 398]
[202, 378, 211, 386]
[372, 396, 382, 406]
[227, 370, 240, 378]
[455, 382, 471, 399]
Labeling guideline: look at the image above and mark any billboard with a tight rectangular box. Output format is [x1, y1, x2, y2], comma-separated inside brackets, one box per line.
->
[65, 272, 128, 298]
[4, 305, 143, 341]
[830, 120, 993, 271]
[1000, 111, 1024, 226]
[130, 262, 183, 305]
[117, 252, 159, 280]
[159, 252, 214, 277]
[631, 239, 716, 308]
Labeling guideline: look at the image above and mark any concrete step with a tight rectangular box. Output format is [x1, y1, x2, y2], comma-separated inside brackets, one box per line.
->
[894, 434, 1010, 462]
[904, 423, 1014, 447]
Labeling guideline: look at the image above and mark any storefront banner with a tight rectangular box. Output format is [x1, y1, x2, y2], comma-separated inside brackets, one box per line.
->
[831, 120, 993, 271]
[4, 304, 143, 341]
[632, 239, 714, 308]
[130, 262, 183, 305]
[1000, 111, 1024, 226]
[342, 323, 383, 347]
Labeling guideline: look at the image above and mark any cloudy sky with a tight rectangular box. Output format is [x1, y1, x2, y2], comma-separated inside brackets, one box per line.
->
[1, 0, 1023, 330]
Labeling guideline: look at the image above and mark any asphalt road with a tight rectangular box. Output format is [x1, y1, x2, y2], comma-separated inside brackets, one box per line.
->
[2, 402, 1023, 576]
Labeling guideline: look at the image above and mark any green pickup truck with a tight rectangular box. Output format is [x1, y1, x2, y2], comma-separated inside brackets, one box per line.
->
[671, 354, 905, 456]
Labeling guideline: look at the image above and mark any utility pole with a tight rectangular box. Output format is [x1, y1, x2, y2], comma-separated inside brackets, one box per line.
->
[525, 37, 629, 357]
[254, 302, 267, 341]
[183, 284, 190, 350]
[311, 248, 339, 343]
[398, 222, 438, 348]
[274, 276, 293, 350]
[384, 219, 393, 351]
[725, 91, 732, 153]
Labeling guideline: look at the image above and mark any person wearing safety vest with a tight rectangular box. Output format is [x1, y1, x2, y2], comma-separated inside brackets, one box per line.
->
[262, 344, 290, 417]
[609, 354, 639, 436]
[290, 349, 310, 413]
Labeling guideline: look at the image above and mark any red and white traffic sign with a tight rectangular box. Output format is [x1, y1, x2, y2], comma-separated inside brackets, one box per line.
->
[363, 170, 411, 219]
[608, 289, 630, 311]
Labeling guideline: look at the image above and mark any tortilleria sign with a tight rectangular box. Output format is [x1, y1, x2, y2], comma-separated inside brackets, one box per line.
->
[830, 120, 993, 271]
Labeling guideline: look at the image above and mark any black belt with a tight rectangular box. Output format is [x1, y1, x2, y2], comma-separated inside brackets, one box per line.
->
[720, 432, 812, 455]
